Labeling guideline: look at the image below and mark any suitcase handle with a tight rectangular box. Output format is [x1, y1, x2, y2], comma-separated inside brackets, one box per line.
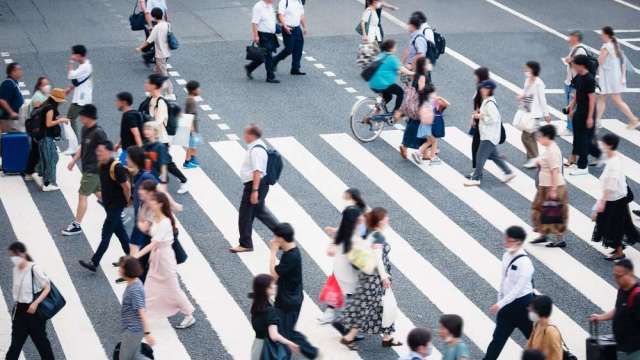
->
[589, 320, 599, 338]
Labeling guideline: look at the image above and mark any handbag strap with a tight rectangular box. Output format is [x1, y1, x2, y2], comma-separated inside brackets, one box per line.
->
[544, 324, 572, 352]
[132, 0, 139, 15]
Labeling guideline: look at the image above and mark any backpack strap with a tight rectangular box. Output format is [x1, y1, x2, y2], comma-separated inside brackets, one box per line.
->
[628, 285, 640, 309]
[505, 254, 528, 276]
[71, 74, 91, 88]
[252, 143, 269, 155]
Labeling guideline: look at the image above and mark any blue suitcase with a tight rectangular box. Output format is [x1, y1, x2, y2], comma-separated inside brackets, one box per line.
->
[1, 132, 30, 174]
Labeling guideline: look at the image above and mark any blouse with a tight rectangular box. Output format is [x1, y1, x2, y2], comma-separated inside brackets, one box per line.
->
[527, 323, 563, 360]
[362, 8, 382, 42]
[251, 304, 279, 340]
[478, 97, 502, 145]
[600, 154, 628, 201]
[150, 217, 174, 245]
[522, 77, 550, 119]
[12, 264, 49, 304]
[538, 142, 565, 187]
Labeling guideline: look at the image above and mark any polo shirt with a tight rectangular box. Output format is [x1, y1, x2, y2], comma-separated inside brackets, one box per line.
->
[252, 1, 277, 34]
[0, 78, 24, 116]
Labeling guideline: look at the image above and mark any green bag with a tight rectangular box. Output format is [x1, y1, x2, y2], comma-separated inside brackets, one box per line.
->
[355, 11, 372, 36]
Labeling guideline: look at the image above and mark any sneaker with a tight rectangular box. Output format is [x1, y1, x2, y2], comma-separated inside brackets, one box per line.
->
[190, 156, 200, 166]
[183, 161, 198, 169]
[177, 183, 189, 194]
[32, 174, 43, 187]
[430, 156, 442, 165]
[569, 168, 588, 176]
[78, 260, 97, 272]
[42, 184, 60, 192]
[182, 160, 190, 168]
[546, 241, 567, 248]
[523, 159, 537, 169]
[24, 174, 34, 181]
[62, 222, 82, 236]
[317, 308, 335, 324]
[411, 152, 423, 164]
[502, 173, 517, 183]
[175, 315, 196, 329]
[464, 179, 481, 187]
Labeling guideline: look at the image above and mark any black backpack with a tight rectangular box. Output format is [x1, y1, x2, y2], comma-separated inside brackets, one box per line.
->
[361, 54, 388, 81]
[26, 105, 60, 140]
[253, 144, 283, 186]
[421, 27, 446, 65]
[137, 97, 152, 123]
[573, 45, 599, 76]
[159, 97, 181, 136]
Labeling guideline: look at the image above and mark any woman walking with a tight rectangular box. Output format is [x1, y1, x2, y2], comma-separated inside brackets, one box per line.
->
[134, 191, 196, 328]
[526, 295, 563, 360]
[596, 26, 639, 129]
[470, 67, 490, 174]
[519, 61, 551, 169]
[592, 133, 639, 260]
[400, 57, 431, 160]
[338, 207, 402, 351]
[530, 125, 569, 248]
[250, 274, 300, 359]
[38, 88, 69, 192]
[364, 1, 398, 41]
[6, 242, 54, 360]
[118, 256, 154, 360]
[360, 0, 383, 49]
[24, 77, 51, 182]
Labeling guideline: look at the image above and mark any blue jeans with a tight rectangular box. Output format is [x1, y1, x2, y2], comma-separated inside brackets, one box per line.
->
[92, 207, 129, 265]
[564, 84, 574, 131]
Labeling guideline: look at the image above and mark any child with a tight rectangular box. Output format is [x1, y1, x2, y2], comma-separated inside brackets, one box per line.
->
[413, 88, 450, 165]
[400, 327, 433, 360]
[183, 80, 201, 169]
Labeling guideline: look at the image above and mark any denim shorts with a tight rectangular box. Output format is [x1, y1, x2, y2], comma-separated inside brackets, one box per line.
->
[188, 133, 201, 149]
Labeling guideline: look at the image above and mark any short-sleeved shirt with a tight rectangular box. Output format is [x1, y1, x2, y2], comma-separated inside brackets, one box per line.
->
[613, 283, 640, 353]
[12, 264, 48, 304]
[251, 304, 280, 339]
[278, 0, 304, 27]
[240, 140, 268, 183]
[442, 341, 470, 360]
[99, 159, 129, 209]
[145, 0, 167, 13]
[538, 142, 565, 187]
[275, 247, 303, 310]
[68, 61, 93, 106]
[0, 78, 24, 116]
[368, 53, 401, 91]
[571, 73, 596, 125]
[252, 1, 277, 34]
[184, 96, 198, 133]
[133, 170, 157, 217]
[40, 103, 61, 138]
[565, 45, 588, 85]
[121, 110, 142, 149]
[80, 124, 108, 174]
[148, 96, 170, 144]
[406, 30, 428, 66]
[143, 141, 169, 180]
[147, 21, 171, 59]
[121, 279, 146, 333]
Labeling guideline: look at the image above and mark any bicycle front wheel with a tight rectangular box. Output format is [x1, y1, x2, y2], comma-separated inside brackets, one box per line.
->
[350, 97, 384, 143]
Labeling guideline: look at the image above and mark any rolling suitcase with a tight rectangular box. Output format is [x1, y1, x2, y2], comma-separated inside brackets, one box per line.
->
[1, 132, 30, 174]
[112, 341, 154, 359]
[586, 321, 617, 360]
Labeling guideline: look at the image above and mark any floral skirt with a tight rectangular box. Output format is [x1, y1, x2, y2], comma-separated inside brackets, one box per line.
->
[338, 272, 394, 335]
[531, 185, 569, 236]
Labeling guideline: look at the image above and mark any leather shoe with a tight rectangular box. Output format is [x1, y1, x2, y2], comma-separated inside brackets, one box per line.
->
[545, 241, 567, 248]
[266, 78, 280, 84]
[244, 65, 253, 80]
[290, 70, 306, 75]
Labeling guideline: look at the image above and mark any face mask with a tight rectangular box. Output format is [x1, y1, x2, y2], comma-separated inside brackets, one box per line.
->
[425, 344, 433, 356]
[528, 311, 540, 323]
[41, 84, 51, 94]
[524, 71, 532, 78]
[10, 256, 23, 266]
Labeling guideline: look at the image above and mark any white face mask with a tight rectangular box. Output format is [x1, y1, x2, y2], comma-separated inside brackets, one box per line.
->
[10, 256, 23, 266]
[425, 344, 433, 356]
[528, 311, 540, 323]
[524, 71, 532, 78]
[41, 84, 51, 94]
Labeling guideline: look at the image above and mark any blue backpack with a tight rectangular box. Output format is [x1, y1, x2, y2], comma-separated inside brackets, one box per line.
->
[253, 144, 283, 186]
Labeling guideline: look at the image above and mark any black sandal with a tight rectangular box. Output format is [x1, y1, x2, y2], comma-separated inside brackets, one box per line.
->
[381, 338, 403, 347]
[340, 338, 359, 351]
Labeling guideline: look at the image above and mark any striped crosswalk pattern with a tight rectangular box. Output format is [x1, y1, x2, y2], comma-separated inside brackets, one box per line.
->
[1, 122, 639, 359]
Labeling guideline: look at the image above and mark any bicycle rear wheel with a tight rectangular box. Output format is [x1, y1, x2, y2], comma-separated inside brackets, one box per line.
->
[350, 97, 385, 142]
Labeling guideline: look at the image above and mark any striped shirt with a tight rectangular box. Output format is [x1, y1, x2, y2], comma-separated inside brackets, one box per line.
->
[121, 279, 146, 332]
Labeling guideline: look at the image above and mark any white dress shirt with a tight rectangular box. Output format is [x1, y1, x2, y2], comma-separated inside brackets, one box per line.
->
[278, 0, 304, 27]
[12, 264, 48, 304]
[478, 97, 502, 145]
[252, 1, 277, 34]
[498, 248, 534, 309]
[240, 139, 268, 183]
[600, 154, 628, 201]
[68, 60, 93, 105]
[564, 44, 587, 85]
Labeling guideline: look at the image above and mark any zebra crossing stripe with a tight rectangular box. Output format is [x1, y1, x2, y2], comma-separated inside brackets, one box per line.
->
[600, 119, 640, 152]
[0, 177, 107, 359]
[210, 140, 426, 358]
[0, 286, 24, 359]
[268, 136, 523, 356]
[168, 146, 363, 360]
[55, 160, 191, 358]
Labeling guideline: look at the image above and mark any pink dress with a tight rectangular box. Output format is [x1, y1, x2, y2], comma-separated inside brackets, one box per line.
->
[144, 217, 194, 318]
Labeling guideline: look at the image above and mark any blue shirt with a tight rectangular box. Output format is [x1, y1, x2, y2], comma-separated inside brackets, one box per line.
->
[0, 78, 24, 115]
[368, 53, 401, 91]
[121, 279, 145, 332]
[407, 30, 428, 66]
[442, 341, 470, 360]
[132, 170, 157, 218]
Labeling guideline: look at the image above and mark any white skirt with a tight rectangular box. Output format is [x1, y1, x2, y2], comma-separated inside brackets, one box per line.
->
[598, 66, 626, 94]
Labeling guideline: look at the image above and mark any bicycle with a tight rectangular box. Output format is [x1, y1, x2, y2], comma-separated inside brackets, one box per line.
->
[349, 95, 397, 142]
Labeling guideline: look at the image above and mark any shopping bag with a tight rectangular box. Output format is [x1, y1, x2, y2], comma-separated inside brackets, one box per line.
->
[172, 113, 193, 147]
[346, 238, 376, 275]
[512, 109, 537, 133]
[319, 274, 345, 309]
[381, 289, 397, 328]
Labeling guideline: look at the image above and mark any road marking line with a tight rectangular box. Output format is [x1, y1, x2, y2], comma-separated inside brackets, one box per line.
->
[334, 79, 346, 85]
[593, 30, 640, 51]
[166, 64, 173, 69]
[20, 90, 30, 96]
[208, 114, 221, 120]
[355, 95, 366, 101]
[313, 63, 326, 69]
[225, 133, 239, 141]
[601, 119, 640, 149]
[619, 38, 640, 42]
[0, 285, 24, 359]
[200, 104, 212, 111]
[194, 96, 203, 102]
[613, 0, 640, 11]
[344, 87, 357, 93]
[168, 71, 180, 77]
[217, 123, 230, 130]
[176, 79, 187, 85]
[0, 52, 9, 57]
[304, 56, 316, 62]
[18, 82, 25, 88]
[323, 71, 336, 77]
[4, 59, 13, 64]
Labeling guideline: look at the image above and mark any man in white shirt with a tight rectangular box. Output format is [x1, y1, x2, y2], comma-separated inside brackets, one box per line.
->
[484, 226, 535, 360]
[136, 8, 173, 97]
[231, 124, 279, 253]
[562, 30, 587, 135]
[65, 45, 93, 152]
[245, 0, 280, 83]
[273, 0, 307, 75]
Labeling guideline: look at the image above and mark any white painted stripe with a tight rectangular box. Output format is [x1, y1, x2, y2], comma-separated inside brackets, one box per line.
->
[344, 87, 357, 93]
[613, 0, 640, 11]
[593, 30, 640, 51]
[225, 134, 239, 141]
[200, 104, 212, 111]
[20, 90, 29, 96]
[601, 119, 640, 149]
[620, 38, 640, 42]
[175, 79, 187, 85]
[546, 88, 640, 94]
[55, 161, 191, 358]
[602, 29, 640, 33]
[211, 140, 420, 358]
[3, 59, 13, 64]
[0, 285, 25, 359]
[208, 114, 221, 121]
[444, 126, 640, 274]
[313, 63, 326, 69]
[168, 71, 180, 77]
[355, 96, 366, 101]
[322, 133, 532, 359]
[0, 52, 9, 57]
[0, 177, 107, 359]
[168, 146, 362, 360]
[18, 82, 25, 88]
[193, 96, 203, 102]
[304, 56, 316, 62]
[268, 136, 524, 358]
[323, 71, 336, 77]
[217, 123, 230, 130]
[166, 64, 173, 69]
[334, 79, 346, 85]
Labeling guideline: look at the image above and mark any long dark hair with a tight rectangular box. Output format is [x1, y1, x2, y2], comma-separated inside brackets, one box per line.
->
[414, 57, 428, 87]
[33, 77, 48, 94]
[419, 83, 436, 107]
[335, 207, 362, 253]
[8, 242, 33, 262]
[151, 191, 176, 234]
[345, 188, 366, 211]
[602, 26, 622, 59]
[249, 274, 274, 315]
[473, 67, 490, 110]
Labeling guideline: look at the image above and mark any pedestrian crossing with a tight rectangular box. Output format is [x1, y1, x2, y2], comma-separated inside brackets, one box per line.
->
[1, 125, 639, 359]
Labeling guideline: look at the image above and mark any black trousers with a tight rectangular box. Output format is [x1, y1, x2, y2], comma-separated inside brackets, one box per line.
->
[483, 294, 534, 360]
[471, 122, 481, 169]
[238, 182, 278, 249]
[572, 123, 600, 169]
[247, 32, 278, 80]
[274, 26, 304, 71]
[6, 303, 54, 360]
[164, 143, 187, 183]
[375, 84, 404, 112]
[25, 138, 39, 175]
[278, 306, 318, 359]
[92, 207, 130, 265]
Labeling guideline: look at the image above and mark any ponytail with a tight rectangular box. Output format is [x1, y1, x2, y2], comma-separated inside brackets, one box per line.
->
[602, 26, 623, 59]
[8, 242, 33, 262]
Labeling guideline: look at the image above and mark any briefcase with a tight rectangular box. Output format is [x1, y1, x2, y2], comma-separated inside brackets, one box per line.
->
[246, 43, 267, 62]
[586, 321, 617, 360]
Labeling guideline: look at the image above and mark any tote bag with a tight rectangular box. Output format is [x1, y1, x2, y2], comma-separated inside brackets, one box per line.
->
[512, 109, 537, 133]
[129, 0, 146, 31]
[381, 289, 397, 328]
[346, 237, 376, 275]
[319, 274, 345, 309]
[31, 266, 66, 320]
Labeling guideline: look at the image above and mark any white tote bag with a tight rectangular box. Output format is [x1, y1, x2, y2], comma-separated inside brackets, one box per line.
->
[171, 113, 193, 147]
[512, 109, 537, 133]
[381, 288, 397, 328]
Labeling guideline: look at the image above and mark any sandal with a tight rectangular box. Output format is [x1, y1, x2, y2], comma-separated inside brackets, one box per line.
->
[381, 338, 403, 347]
[340, 338, 359, 351]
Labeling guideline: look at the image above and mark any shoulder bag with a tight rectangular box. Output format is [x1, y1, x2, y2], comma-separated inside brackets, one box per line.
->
[512, 83, 537, 133]
[167, 24, 179, 50]
[172, 229, 188, 265]
[355, 10, 372, 36]
[346, 236, 376, 275]
[546, 325, 577, 360]
[129, 0, 146, 31]
[31, 265, 66, 320]
[400, 83, 420, 119]
[360, 54, 388, 81]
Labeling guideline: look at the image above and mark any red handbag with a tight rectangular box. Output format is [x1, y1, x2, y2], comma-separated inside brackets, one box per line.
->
[319, 274, 345, 309]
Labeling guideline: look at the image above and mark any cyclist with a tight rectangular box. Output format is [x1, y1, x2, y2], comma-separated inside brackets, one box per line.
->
[368, 39, 413, 122]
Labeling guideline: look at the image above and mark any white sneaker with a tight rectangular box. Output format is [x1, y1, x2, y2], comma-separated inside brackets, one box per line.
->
[411, 152, 423, 164]
[569, 167, 589, 176]
[24, 174, 34, 181]
[317, 308, 335, 324]
[32, 174, 43, 187]
[523, 159, 537, 169]
[175, 315, 196, 329]
[177, 183, 189, 194]
[502, 173, 517, 183]
[464, 179, 481, 187]
[42, 184, 60, 192]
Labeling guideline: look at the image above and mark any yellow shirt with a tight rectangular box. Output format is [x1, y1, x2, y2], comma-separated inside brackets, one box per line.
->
[527, 322, 563, 360]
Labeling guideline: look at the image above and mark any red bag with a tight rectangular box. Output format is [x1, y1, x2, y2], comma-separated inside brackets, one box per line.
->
[319, 274, 344, 309]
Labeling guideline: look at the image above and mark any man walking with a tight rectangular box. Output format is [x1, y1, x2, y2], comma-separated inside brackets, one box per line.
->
[245, 0, 280, 83]
[484, 226, 535, 360]
[273, 0, 307, 76]
[590, 259, 640, 360]
[79, 141, 131, 272]
[567, 54, 601, 176]
[230, 124, 278, 253]
[269, 223, 319, 359]
[115, 92, 143, 165]
[561, 31, 587, 136]
[0, 63, 24, 133]
[65, 45, 93, 154]
[136, 7, 174, 97]
[62, 104, 108, 236]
